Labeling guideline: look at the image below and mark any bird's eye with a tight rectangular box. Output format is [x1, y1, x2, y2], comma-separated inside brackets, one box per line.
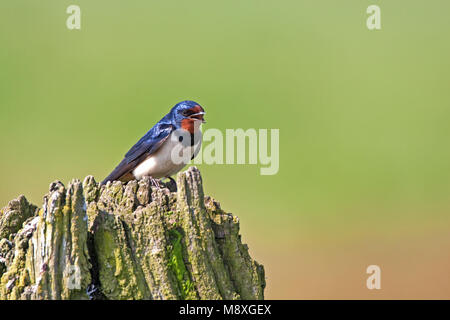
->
[181, 109, 193, 117]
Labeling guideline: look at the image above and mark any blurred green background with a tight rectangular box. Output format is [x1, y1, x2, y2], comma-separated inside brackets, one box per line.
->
[1, 1, 450, 298]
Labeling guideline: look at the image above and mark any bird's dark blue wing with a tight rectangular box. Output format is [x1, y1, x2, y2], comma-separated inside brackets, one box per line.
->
[101, 122, 174, 184]
[124, 123, 174, 163]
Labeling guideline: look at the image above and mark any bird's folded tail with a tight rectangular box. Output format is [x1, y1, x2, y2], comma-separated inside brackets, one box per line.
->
[101, 157, 137, 185]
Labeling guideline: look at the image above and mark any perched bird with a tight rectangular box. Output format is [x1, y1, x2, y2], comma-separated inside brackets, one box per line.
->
[101, 100, 205, 186]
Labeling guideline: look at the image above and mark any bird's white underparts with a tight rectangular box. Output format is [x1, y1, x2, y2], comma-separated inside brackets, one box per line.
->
[132, 128, 202, 179]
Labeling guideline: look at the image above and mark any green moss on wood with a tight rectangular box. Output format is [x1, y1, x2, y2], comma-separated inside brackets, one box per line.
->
[168, 229, 196, 299]
[0, 195, 37, 240]
[0, 167, 265, 300]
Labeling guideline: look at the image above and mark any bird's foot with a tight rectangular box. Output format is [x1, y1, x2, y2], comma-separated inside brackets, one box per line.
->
[149, 177, 162, 188]
[145, 176, 176, 191]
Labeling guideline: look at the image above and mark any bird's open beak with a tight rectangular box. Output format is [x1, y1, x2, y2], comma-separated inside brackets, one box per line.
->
[189, 111, 206, 123]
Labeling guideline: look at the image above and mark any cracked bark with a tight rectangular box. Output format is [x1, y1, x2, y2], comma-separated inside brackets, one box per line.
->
[0, 167, 265, 300]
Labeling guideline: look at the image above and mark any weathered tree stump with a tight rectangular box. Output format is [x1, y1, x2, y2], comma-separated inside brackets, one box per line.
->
[0, 167, 265, 300]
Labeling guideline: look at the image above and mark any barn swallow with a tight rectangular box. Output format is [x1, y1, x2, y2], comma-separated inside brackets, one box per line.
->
[101, 100, 205, 186]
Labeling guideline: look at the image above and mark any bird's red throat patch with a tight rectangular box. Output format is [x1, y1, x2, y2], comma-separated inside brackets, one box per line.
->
[181, 105, 204, 133]
[181, 118, 196, 133]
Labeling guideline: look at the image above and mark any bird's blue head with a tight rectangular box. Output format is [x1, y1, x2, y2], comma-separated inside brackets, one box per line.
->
[169, 100, 206, 133]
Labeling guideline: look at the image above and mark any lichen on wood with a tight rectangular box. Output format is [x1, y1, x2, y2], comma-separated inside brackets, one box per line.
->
[0, 167, 265, 300]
